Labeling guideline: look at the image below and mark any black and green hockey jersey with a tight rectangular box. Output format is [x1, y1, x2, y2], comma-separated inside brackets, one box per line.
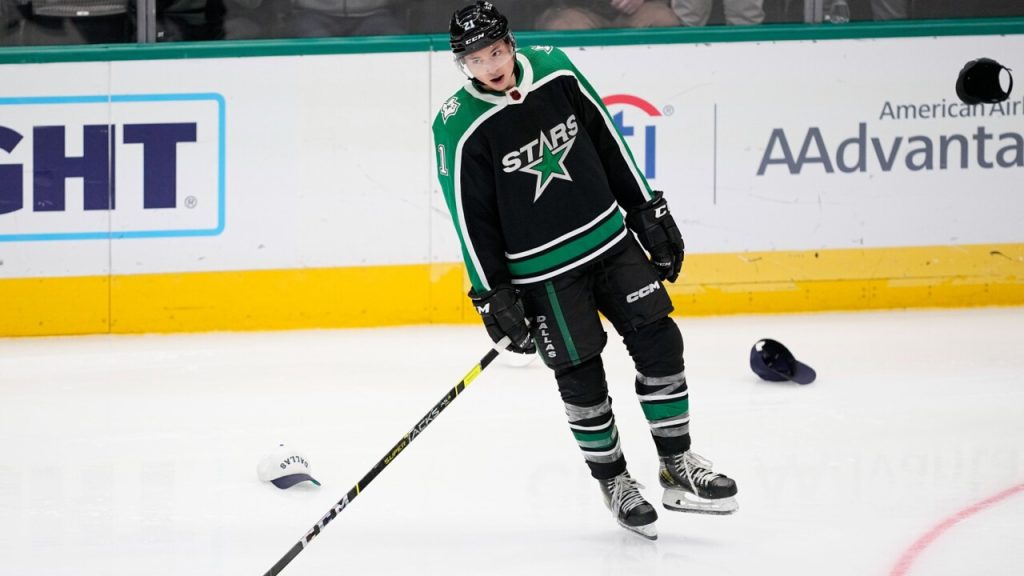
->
[432, 46, 654, 293]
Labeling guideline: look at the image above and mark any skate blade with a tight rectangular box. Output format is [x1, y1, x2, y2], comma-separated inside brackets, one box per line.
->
[662, 490, 738, 515]
[618, 520, 658, 540]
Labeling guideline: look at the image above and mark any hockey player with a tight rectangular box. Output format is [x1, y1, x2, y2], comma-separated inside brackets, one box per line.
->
[432, 1, 738, 540]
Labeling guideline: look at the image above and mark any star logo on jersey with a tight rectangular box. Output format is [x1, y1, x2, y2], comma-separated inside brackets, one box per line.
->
[501, 114, 579, 203]
[441, 96, 461, 124]
[519, 131, 575, 202]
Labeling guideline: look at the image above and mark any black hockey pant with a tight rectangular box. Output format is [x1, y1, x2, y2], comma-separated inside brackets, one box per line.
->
[520, 240, 692, 480]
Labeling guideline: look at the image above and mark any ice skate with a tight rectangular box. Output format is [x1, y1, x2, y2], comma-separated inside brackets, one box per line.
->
[599, 471, 658, 540]
[659, 450, 738, 515]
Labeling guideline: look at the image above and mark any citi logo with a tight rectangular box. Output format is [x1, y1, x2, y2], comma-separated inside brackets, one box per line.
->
[0, 93, 225, 242]
[626, 281, 661, 303]
[603, 94, 664, 180]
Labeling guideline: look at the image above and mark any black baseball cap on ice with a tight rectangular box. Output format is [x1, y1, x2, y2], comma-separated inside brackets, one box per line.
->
[749, 339, 816, 385]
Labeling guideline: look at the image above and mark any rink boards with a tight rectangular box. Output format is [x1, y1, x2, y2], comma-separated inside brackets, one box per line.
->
[0, 27, 1022, 335]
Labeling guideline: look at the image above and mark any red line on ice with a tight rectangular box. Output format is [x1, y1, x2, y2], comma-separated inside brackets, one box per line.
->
[889, 482, 1024, 576]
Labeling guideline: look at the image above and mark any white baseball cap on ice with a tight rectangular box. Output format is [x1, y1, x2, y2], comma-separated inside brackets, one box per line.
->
[257, 444, 321, 489]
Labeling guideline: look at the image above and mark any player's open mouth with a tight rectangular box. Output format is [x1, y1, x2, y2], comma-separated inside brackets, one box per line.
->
[491, 74, 504, 84]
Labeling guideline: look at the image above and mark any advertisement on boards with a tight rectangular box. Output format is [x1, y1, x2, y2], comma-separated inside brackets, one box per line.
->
[566, 36, 1023, 253]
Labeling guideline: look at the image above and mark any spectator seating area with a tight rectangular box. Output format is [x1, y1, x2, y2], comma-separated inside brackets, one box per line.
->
[2, 0, 1023, 46]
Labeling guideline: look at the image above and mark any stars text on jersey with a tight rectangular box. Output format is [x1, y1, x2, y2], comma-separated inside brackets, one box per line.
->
[501, 114, 578, 202]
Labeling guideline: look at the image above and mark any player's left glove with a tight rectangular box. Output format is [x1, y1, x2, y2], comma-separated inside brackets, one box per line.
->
[626, 190, 685, 283]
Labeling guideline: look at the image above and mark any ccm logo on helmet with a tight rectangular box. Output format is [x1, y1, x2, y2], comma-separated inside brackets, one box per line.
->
[627, 281, 661, 303]
[463, 31, 485, 46]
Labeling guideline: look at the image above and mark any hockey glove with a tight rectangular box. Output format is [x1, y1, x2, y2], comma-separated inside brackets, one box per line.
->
[626, 190, 685, 283]
[470, 285, 536, 354]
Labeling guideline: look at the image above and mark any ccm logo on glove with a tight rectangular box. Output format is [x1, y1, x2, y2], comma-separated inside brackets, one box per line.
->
[626, 190, 685, 284]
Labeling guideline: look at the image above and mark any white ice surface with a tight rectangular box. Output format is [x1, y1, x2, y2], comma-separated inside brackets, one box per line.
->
[1, 308, 1023, 576]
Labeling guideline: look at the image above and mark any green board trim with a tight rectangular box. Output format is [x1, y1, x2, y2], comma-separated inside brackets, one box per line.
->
[0, 34, 439, 64]
[525, 16, 1024, 46]
[1, 17, 1023, 65]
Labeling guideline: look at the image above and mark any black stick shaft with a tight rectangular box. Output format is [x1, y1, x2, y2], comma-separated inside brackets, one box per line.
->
[262, 341, 507, 576]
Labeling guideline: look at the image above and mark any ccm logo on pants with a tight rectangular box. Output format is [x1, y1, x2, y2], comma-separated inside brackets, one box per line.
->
[626, 281, 661, 303]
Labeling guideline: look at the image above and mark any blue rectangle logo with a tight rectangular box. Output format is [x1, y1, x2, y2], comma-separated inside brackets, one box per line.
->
[0, 92, 226, 242]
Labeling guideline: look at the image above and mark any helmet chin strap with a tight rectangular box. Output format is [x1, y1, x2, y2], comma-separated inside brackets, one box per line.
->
[455, 57, 475, 80]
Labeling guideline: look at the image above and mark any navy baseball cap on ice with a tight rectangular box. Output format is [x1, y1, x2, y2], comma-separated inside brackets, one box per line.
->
[749, 339, 816, 385]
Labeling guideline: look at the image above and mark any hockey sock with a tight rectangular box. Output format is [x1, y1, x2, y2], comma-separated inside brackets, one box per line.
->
[564, 397, 626, 479]
[636, 371, 691, 456]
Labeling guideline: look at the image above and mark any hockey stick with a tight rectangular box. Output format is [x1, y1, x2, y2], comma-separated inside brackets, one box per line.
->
[262, 336, 512, 576]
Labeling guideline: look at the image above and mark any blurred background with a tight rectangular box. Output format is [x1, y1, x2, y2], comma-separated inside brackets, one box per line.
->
[2, 0, 1023, 46]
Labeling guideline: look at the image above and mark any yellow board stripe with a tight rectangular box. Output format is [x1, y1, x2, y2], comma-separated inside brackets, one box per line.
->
[1, 244, 1022, 337]
[668, 243, 1024, 314]
[0, 275, 111, 335]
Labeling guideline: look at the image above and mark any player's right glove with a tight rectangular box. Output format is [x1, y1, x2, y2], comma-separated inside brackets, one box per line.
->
[626, 190, 685, 283]
[470, 285, 536, 354]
